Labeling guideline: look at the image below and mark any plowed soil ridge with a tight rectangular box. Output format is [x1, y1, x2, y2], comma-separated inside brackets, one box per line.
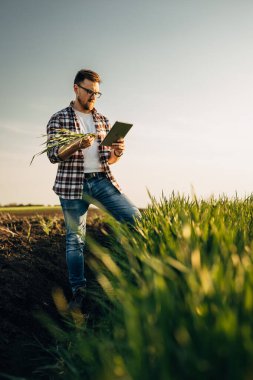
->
[0, 210, 106, 378]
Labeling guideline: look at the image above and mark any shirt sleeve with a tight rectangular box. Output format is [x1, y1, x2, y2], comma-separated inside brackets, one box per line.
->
[46, 114, 64, 164]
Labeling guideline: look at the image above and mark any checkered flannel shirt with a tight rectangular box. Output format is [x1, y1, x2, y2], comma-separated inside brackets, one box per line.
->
[47, 102, 121, 199]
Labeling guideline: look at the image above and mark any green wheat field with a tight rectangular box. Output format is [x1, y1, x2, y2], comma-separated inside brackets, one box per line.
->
[1, 194, 253, 379]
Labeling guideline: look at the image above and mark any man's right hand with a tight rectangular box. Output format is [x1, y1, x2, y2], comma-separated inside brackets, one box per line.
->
[59, 135, 95, 160]
[79, 135, 95, 149]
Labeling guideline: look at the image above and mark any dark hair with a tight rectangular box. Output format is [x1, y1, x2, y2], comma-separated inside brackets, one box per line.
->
[74, 69, 101, 84]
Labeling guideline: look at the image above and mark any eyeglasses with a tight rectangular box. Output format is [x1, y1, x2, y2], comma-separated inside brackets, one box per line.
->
[77, 84, 102, 98]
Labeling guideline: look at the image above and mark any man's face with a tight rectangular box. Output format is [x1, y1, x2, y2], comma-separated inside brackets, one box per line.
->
[74, 79, 100, 112]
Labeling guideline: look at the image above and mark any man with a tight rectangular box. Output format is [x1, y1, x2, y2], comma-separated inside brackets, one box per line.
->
[47, 69, 141, 310]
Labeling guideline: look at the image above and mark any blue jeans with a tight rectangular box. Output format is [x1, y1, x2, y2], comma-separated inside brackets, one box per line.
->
[60, 176, 141, 293]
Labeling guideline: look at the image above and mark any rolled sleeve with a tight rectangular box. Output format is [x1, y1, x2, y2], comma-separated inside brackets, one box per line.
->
[46, 115, 64, 164]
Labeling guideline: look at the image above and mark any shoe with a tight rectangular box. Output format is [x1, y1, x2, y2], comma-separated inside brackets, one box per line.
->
[68, 287, 86, 311]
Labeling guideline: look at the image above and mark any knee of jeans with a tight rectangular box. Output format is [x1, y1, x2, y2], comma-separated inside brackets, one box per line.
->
[132, 208, 142, 221]
[134, 208, 142, 220]
[66, 231, 85, 246]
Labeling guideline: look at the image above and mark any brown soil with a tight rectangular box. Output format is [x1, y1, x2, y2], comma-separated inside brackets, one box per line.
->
[0, 209, 108, 378]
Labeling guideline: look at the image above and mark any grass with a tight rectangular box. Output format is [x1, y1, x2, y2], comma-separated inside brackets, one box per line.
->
[3, 193, 253, 379]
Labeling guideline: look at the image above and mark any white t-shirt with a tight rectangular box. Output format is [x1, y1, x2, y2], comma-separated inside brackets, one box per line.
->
[75, 110, 103, 173]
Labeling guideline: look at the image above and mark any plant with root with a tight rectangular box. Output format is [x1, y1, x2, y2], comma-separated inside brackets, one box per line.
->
[30, 128, 96, 165]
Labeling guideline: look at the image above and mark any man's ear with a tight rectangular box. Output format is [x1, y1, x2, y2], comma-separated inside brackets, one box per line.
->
[73, 84, 78, 95]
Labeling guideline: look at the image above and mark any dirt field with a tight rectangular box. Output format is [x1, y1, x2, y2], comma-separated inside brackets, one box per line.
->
[0, 208, 107, 378]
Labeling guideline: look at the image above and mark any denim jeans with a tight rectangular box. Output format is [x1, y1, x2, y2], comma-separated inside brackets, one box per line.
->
[60, 175, 141, 293]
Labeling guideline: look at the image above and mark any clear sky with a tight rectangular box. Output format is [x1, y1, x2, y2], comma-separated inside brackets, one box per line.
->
[0, 0, 252, 207]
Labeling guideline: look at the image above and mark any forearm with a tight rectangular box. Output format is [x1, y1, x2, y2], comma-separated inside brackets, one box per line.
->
[58, 138, 83, 160]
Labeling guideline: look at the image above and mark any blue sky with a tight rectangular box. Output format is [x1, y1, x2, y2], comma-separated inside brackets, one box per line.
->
[0, 0, 252, 207]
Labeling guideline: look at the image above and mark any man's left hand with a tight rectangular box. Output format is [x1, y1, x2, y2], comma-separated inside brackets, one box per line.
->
[112, 138, 125, 156]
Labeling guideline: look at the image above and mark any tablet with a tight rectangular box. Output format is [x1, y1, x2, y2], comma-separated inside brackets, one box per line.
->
[100, 121, 133, 146]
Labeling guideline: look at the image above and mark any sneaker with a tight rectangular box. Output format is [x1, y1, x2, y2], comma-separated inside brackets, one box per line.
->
[68, 287, 86, 311]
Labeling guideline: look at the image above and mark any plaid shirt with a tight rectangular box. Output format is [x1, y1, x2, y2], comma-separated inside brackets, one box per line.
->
[47, 102, 121, 199]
